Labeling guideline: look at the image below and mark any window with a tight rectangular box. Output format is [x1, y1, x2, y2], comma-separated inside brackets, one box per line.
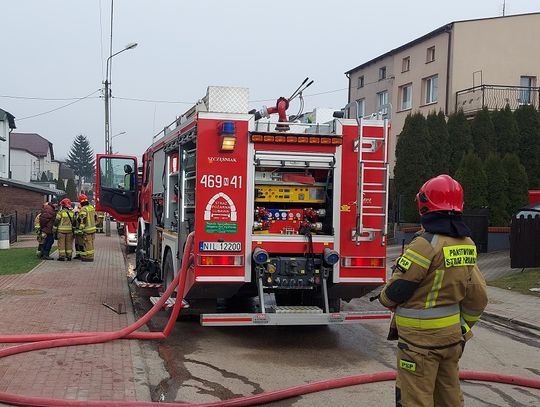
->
[99, 157, 137, 191]
[400, 84, 412, 111]
[357, 75, 364, 88]
[0, 154, 5, 174]
[424, 75, 438, 104]
[379, 66, 386, 80]
[519, 76, 536, 104]
[426, 46, 435, 63]
[377, 91, 388, 113]
[356, 98, 365, 118]
[402, 57, 410, 72]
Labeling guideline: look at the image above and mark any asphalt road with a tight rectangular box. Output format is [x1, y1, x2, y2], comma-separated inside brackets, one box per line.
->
[126, 250, 540, 406]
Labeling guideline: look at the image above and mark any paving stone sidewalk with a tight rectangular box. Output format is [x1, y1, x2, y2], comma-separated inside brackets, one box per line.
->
[0, 232, 151, 403]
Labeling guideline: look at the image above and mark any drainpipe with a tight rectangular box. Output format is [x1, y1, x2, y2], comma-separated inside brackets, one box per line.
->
[445, 24, 453, 115]
[346, 73, 351, 105]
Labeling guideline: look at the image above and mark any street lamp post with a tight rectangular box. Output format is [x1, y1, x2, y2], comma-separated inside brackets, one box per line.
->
[104, 42, 137, 236]
[111, 131, 126, 154]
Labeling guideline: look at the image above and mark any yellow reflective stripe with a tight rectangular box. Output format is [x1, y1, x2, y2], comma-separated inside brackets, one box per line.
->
[461, 318, 471, 334]
[403, 249, 431, 269]
[425, 270, 445, 308]
[462, 312, 481, 322]
[396, 313, 460, 329]
[443, 245, 477, 267]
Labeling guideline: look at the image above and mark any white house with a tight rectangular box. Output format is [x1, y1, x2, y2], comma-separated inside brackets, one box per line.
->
[10, 133, 55, 182]
[0, 108, 16, 179]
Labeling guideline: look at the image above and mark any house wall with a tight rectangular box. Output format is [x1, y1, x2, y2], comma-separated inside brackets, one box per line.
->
[0, 184, 45, 215]
[450, 14, 540, 110]
[349, 31, 450, 175]
[10, 149, 39, 182]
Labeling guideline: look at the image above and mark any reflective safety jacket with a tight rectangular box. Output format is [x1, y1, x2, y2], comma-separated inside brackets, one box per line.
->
[78, 204, 97, 234]
[54, 208, 75, 233]
[34, 213, 41, 234]
[379, 233, 488, 349]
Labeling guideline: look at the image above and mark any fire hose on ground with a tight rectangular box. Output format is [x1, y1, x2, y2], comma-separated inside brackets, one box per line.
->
[0, 232, 539, 406]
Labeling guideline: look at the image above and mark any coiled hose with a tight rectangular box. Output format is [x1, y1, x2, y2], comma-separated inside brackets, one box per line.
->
[0, 232, 539, 406]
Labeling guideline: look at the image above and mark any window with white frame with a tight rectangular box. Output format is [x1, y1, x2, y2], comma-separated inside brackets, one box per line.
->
[424, 75, 438, 104]
[519, 76, 536, 104]
[0, 154, 5, 174]
[379, 66, 386, 80]
[356, 98, 365, 118]
[357, 75, 364, 88]
[426, 46, 435, 63]
[400, 84, 412, 111]
[377, 91, 388, 113]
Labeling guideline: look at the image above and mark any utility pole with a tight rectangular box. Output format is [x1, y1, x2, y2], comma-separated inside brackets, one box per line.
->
[103, 43, 137, 236]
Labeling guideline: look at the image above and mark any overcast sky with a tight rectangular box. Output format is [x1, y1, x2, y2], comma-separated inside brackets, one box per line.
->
[2, 0, 539, 160]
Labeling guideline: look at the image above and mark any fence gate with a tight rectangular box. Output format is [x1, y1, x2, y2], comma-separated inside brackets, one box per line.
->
[510, 214, 540, 269]
[463, 211, 489, 253]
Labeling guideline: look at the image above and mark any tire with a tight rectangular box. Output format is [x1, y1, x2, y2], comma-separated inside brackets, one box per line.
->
[159, 249, 175, 298]
[135, 232, 144, 273]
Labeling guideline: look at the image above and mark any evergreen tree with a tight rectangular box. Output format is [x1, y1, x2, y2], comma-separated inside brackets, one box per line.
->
[447, 110, 473, 176]
[65, 178, 77, 201]
[471, 107, 496, 160]
[66, 134, 95, 192]
[426, 111, 450, 176]
[454, 152, 487, 210]
[484, 153, 510, 226]
[55, 179, 65, 191]
[492, 105, 519, 156]
[394, 113, 432, 222]
[502, 153, 529, 216]
[515, 105, 540, 189]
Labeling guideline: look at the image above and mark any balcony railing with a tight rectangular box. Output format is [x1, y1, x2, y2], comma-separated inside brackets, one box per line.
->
[455, 85, 540, 115]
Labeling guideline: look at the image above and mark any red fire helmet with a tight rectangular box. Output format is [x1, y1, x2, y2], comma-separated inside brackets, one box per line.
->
[60, 198, 72, 208]
[416, 174, 464, 215]
[79, 194, 88, 203]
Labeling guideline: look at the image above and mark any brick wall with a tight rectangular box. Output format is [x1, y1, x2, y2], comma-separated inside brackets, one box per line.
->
[0, 185, 46, 233]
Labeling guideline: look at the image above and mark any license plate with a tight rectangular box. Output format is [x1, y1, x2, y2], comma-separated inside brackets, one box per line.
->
[200, 241, 242, 252]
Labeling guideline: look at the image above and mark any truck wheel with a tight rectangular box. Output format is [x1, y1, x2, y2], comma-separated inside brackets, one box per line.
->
[135, 233, 143, 272]
[159, 250, 175, 298]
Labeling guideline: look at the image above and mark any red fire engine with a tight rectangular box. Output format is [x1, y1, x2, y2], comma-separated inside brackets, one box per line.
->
[96, 86, 391, 326]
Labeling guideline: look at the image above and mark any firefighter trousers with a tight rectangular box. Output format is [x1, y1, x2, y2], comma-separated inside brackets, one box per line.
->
[75, 234, 84, 258]
[395, 341, 464, 407]
[81, 233, 95, 261]
[57, 233, 73, 259]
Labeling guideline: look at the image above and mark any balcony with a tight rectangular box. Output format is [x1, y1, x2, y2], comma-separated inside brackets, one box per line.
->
[455, 85, 540, 116]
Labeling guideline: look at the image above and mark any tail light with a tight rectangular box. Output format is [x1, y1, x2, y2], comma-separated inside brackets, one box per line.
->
[342, 257, 385, 268]
[198, 255, 244, 266]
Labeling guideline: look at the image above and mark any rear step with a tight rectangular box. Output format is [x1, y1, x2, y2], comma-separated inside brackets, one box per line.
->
[149, 297, 190, 309]
[200, 310, 391, 326]
[133, 279, 163, 289]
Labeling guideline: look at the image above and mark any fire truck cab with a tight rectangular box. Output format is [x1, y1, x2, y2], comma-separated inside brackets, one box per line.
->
[96, 86, 391, 326]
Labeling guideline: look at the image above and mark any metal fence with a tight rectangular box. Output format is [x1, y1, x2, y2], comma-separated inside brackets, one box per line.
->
[510, 214, 540, 269]
[20, 211, 38, 235]
[0, 213, 17, 244]
[455, 85, 540, 116]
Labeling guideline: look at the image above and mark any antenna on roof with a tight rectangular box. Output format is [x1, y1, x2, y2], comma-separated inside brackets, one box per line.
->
[502, 0, 506, 16]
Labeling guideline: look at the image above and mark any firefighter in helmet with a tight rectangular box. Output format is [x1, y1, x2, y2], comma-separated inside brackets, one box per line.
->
[73, 202, 84, 259]
[53, 198, 75, 261]
[77, 194, 97, 262]
[379, 174, 488, 407]
[33, 203, 48, 257]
